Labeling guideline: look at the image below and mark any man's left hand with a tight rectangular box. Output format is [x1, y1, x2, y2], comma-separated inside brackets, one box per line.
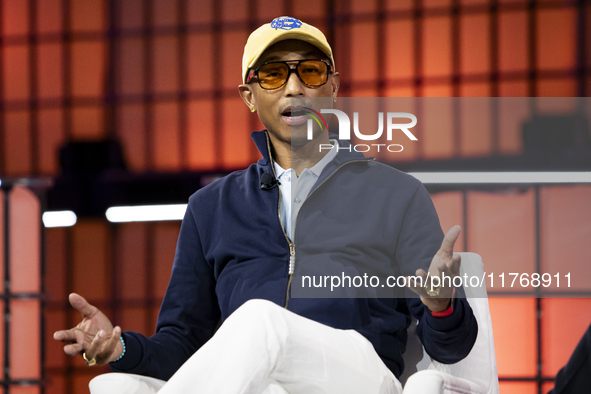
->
[406, 225, 462, 313]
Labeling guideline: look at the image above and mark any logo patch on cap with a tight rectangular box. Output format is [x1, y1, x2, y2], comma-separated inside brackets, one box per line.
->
[270, 17, 302, 30]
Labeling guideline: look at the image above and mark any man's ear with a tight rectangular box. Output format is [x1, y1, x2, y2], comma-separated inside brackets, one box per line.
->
[238, 84, 256, 112]
[330, 72, 340, 98]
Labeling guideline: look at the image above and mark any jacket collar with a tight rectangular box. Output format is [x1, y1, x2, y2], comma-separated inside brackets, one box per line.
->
[250, 129, 373, 171]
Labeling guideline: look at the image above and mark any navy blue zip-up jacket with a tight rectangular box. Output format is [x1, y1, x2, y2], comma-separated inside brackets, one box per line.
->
[110, 130, 478, 380]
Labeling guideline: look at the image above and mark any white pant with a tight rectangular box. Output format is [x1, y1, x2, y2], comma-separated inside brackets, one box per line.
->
[158, 299, 402, 394]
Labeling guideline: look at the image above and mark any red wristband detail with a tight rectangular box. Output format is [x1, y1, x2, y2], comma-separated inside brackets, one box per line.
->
[430, 288, 455, 318]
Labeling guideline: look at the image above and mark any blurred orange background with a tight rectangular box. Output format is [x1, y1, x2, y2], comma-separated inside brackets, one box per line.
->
[1, 0, 591, 393]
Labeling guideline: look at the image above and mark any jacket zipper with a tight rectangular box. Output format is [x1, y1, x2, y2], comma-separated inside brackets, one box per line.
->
[264, 133, 294, 308]
[264, 132, 374, 308]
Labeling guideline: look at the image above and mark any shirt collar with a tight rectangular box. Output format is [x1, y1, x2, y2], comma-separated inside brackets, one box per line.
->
[274, 139, 338, 179]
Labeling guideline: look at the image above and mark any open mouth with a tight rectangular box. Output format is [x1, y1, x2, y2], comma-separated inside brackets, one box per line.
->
[281, 106, 309, 126]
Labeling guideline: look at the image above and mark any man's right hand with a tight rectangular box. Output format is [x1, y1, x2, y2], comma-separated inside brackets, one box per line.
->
[53, 293, 124, 366]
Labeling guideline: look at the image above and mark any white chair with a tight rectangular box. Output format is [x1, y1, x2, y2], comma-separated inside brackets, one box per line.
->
[89, 252, 498, 394]
[400, 252, 499, 394]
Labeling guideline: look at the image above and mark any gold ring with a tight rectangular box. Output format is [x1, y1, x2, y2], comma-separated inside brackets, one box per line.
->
[83, 352, 97, 366]
[425, 284, 441, 297]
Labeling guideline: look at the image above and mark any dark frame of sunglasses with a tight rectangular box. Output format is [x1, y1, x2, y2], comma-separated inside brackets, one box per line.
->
[246, 59, 334, 90]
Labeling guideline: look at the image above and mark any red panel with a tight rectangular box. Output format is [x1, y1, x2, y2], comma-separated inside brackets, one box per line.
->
[37, 0, 62, 33]
[73, 375, 95, 394]
[10, 186, 41, 293]
[187, 33, 214, 92]
[221, 98, 252, 169]
[153, 0, 178, 27]
[460, 98, 492, 157]
[37, 43, 64, 99]
[153, 36, 179, 93]
[431, 191, 465, 252]
[422, 17, 452, 77]
[498, 81, 529, 97]
[3, 45, 30, 101]
[221, 31, 248, 90]
[498, 11, 528, 72]
[542, 299, 591, 377]
[351, 0, 376, 14]
[45, 309, 67, 368]
[117, 103, 147, 171]
[468, 190, 536, 291]
[118, 38, 145, 96]
[221, 0, 247, 22]
[120, 307, 148, 335]
[37, 108, 64, 175]
[187, 99, 216, 170]
[187, 0, 212, 24]
[536, 8, 576, 71]
[71, 107, 105, 139]
[498, 96, 527, 155]
[537, 79, 577, 97]
[70, 0, 105, 32]
[11, 388, 40, 394]
[153, 102, 181, 171]
[72, 220, 110, 302]
[498, 382, 537, 394]
[118, 0, 144, 29]
[118, 223, 148, 300]
[11, 300, 41, 379]
[292, 1, 326, 19]
[540, 186, 591, 292]
[0, 300, 3, 379]
[459, 82, 490, 97]
[0, 193, 3, 293]
[385, 0, 413, 10]
[460, 14, 490, 75]
[71, 41, 106, 97]
[421, 97, 454, 159]
[153, 223, 181, 298]
[4, 110, 32, 175]
[45, 228, 67, 300]
[350, 22, 377, 84]
[422, 84, 452, 97]
[385, 20, 414, 81]
[489, 298, 537, 377]
[2, 0, 28, 36]
[424, 0, 450, 7]
[256, 0, 284, 21]
[45, 373, 66, 394]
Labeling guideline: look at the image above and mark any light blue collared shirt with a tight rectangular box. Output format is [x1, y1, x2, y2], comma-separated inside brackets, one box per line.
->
[274, 140, 338, 241]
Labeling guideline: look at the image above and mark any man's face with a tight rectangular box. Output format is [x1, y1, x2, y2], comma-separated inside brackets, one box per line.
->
[239, 39, 339, 146]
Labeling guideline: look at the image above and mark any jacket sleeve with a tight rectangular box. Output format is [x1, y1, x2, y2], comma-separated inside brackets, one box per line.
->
[109, 203, 221, 380]
[395, 182, 478, 364]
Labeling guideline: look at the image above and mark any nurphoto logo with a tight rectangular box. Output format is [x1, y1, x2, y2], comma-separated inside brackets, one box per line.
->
[306, 109, 418, 153]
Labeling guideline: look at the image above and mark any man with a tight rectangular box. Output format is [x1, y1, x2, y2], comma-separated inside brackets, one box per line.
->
[54, 17, 477, 394]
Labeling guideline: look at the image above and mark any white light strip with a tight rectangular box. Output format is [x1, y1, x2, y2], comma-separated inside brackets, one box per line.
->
[106, 204, 187, 223]
[409, 172, 591, 184]
[43, 211, 77, 228]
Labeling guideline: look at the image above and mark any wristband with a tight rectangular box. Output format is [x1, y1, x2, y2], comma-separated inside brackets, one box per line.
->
[114, 335, 126, 362]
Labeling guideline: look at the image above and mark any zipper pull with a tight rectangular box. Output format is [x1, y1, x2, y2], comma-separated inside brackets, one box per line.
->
[289, 244, 295, 275]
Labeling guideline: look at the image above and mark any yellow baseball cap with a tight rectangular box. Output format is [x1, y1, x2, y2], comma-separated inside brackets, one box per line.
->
[242, 16, 335, 83]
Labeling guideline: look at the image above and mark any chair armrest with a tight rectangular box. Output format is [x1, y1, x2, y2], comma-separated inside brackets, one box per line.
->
[403, 370, 486, 394]
[89, 372, 166, 394]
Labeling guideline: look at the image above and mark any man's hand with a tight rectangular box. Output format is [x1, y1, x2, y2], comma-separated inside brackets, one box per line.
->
[406, 225, 462, 313]
[53, 293, 123, 365]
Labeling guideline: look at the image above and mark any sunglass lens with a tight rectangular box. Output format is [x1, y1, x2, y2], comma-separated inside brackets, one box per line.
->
[297, 60, 328, 87]
[258, 63, 289, 89]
